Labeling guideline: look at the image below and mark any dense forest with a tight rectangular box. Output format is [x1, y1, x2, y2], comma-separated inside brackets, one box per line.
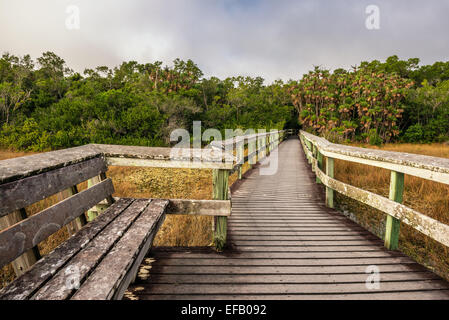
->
[0, 52, 448, 151]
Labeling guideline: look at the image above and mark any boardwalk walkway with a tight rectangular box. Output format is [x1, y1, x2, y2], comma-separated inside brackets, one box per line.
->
[125, 137, 449, 300]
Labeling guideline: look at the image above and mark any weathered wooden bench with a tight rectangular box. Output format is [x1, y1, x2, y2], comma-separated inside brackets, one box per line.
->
[0, 132, 283, 300]
[0, 154, 170, 300]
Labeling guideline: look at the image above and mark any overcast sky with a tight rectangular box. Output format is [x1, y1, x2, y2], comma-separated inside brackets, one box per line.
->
[1, 0, 448, 82]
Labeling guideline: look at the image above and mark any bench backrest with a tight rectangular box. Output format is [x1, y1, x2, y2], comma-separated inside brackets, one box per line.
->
[0, 156, 114, 268]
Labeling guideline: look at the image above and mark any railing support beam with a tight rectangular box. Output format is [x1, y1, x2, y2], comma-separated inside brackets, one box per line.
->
[385, 171, 404, 250]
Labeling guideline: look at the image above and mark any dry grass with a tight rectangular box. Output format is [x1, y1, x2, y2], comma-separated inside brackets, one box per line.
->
[0, 148, 250, 289]
[333, 142, 449, 281]
[108, 166, 214, 247]
[0, 149, 37, 160]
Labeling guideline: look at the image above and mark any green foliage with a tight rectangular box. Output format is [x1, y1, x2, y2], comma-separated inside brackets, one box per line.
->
[288, 65, 413, 144]
[403, 124, 424, 143]
[0, 118, 50, 151]
[402, 80, 449, 143]
[1, 51, 448, 150]
[0, 52, 295, 151]
[368, 129, 383, 146]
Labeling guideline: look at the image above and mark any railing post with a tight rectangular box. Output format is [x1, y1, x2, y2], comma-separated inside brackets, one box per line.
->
[213, 169, 230, 251]
[0, 208, 40, 276]
[316, 151, 323, 184]
[248, 137, 256, 169]
[306, 140, 312, 164]
[326, 157, 335, 208]
[237, 137, 244, 180]
[260, 135, 266, 159]
[266, 134, 270, 156]
[385, 171, 404, 250]
[311, 144, 316, 172]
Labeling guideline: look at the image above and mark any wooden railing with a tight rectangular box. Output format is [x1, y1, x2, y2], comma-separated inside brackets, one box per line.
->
[299, 130, 449, 250]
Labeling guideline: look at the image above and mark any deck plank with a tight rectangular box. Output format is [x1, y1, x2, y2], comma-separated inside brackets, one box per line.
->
[131, 291, 449, 300]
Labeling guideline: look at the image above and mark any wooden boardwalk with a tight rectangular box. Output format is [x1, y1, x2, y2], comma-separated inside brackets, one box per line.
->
[125, 137, 449, 300]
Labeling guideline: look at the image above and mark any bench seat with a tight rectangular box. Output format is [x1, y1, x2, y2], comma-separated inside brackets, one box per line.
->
[0, 147, 230, 300]
[0, 198, 168, 300]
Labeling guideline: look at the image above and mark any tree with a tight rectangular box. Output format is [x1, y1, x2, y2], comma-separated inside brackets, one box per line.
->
[0, 53, 33, 124]
[36, 51, 72, 100]
[0, 82, 31, 124]
[403, 80, 449, 142]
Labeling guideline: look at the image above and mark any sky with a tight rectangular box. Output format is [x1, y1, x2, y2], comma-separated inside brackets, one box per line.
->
[1, 0, 448, 83]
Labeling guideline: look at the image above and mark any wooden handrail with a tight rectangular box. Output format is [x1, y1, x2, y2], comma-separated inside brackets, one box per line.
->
[300, 130, 449, 184]
[0, 130, 290, 185]
[207, 130, 287, 172]
[209, 130, 287, 148]
[0, 145, 236, 185]
[299, 130, 449, 250]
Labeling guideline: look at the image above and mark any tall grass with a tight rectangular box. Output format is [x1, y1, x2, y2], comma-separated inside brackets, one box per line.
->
[333, 143, 449, 281]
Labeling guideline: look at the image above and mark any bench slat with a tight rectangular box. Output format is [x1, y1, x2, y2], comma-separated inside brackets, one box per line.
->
[0, 198, 134, 300]
[0, 157, 107, 217]
[0, 178, 114, 268]
[72, 199, 168, 300]
[32, 199, 151, 300]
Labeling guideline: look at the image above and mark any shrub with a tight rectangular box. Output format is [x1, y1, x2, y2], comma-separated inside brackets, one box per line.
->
[0, 118, 51, 151]
[368, 129, 383, 146]
[403, 124, 424, 143]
